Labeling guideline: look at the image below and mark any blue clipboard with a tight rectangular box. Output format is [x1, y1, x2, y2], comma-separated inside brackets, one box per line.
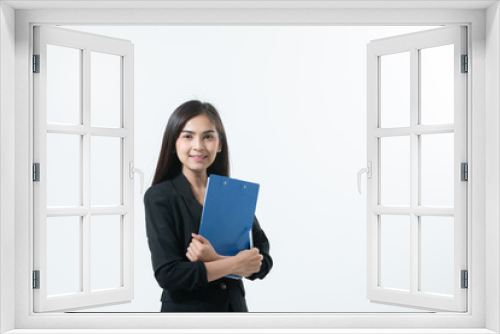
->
[198, 175, 260, 279]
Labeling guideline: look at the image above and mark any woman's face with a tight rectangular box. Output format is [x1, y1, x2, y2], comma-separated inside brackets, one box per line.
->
[175, 113, 221, 176]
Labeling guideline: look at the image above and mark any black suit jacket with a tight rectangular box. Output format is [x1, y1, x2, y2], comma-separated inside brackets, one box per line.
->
[144, 173, 273, 312]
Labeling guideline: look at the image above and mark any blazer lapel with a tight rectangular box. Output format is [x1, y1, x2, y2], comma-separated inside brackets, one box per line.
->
[172, 173, 203, 231]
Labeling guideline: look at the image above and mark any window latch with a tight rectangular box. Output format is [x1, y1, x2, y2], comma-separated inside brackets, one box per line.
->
[357, 162, 372, 194]
[129, 162, 144, 194]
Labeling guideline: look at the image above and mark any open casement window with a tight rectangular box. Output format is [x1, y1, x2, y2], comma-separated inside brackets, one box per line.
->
[364, 26, 467, 312]
[33, 26, 137, 312]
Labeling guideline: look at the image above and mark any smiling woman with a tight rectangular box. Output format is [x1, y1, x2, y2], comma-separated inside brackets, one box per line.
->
[144, 100, 272, 312]
[152, 101, 229, 185]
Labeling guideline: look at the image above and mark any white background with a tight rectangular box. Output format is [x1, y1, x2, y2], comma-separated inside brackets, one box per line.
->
[58, 25, 441, 312]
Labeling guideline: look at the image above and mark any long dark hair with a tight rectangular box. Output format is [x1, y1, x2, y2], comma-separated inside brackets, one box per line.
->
[152, 100, 230, 185]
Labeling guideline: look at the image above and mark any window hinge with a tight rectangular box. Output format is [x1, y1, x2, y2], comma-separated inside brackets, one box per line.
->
[33, 270, 40, 289]
[33, 54, 40, 73]
[461, 54, 468, 73]
[33, 163, 40, 182]
[461, 270, 468, 289]
[461, 162, 468, 182]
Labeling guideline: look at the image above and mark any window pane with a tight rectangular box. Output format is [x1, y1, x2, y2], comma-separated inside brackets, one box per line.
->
[47, 216, 81, 296]
[91, 136, 121, 206]
[380, 136, 410, 206]
[380, 52, 410, 128]
[380, 215, 410, 291]
[91, 215, 121, 291]
[420, 216, 454, 296]
[420, 45, 454, 125]
[47, 133, 81, 207]
[420, 133, 454, 207]
[91, 52, 121, 128]
[47, 44, 81, 125]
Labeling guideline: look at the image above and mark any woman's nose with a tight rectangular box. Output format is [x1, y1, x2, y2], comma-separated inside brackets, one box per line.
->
[194, 138, 204, 150]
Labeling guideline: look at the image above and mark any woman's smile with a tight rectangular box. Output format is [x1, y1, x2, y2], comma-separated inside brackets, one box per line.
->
[190, 155, 207, 162]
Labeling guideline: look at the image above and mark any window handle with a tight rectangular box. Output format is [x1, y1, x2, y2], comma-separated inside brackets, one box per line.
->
[357, 162, 372, 194]
[129, 162, 145, 194]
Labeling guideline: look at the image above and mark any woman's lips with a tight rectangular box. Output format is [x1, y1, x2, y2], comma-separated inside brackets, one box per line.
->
[190, 155, 206, 162]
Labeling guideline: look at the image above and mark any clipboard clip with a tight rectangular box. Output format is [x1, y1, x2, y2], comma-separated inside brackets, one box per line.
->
[249, 229, 254, 249]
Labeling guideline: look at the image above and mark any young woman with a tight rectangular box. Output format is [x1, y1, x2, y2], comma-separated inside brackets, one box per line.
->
[144, 100, 273, 312]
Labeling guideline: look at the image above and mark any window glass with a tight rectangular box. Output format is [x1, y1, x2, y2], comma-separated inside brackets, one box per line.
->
[91, 215, 122, 291]
[420, 45, 454, 125]
[91, 52, 122, 128]
[380, 52, 410, 128]
[47, 44, 81, 125]
[420, 216, 454, 295]
[91, 136, 121, 206]
[380, 136, 411, 206]
[47, 133, 81, 207]
[47, 216, 81, 295]
[380, 215, 411, 290]
[420, 133, 454, 207]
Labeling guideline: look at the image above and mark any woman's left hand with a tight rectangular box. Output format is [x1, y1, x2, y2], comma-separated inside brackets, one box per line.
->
[186, 233, 221, 263]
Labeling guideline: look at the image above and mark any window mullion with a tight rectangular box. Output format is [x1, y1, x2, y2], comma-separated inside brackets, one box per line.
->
[82, 47, 91, 295]
[122, 51, 134, 294]
[410, 47, 419, 295]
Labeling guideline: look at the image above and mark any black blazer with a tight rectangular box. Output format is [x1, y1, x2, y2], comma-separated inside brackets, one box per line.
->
[144, 173, 273, 312]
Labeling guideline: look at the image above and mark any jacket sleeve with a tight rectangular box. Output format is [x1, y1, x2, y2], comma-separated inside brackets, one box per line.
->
[247, 217, 273, 280]
[144, 186, 208, 292]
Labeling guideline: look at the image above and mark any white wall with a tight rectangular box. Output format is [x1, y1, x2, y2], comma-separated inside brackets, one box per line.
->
[56, 25, 442, 313]
[486, 2, 500, 333]
[0, 2, 16, 333]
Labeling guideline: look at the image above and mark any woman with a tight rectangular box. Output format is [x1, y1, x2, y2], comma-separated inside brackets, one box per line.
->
[144, 100, 273, 312]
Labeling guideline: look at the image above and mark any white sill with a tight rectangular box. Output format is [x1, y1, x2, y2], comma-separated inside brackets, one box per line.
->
[4, 329, 497, 334]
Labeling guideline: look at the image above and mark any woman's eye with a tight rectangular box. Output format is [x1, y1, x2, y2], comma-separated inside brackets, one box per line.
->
[204, 135, 214, 139]
[183, 135, 192, 139]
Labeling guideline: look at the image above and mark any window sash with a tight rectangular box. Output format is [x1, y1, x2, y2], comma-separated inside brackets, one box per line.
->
[33, 25, 135, 312]
[366, 26, 468, 312]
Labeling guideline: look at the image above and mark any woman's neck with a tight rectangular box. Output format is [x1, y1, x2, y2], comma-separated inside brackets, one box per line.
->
[182, 168, 208, 204]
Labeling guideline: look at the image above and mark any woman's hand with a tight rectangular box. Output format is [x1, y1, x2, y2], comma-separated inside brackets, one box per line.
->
[186, 233, 221, 263]
[232, 248, 263, 277]
[201, 247, 263, 282]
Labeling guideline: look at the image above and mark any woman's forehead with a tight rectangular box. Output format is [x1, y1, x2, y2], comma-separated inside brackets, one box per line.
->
[182, 114, 217, 131]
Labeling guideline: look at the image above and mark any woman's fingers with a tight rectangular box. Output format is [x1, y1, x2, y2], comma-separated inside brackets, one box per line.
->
[186, 248, 195, 262]
[233, 248, 263, 276]
[191, 233, 209, 244]
[191, 238, 203, 248]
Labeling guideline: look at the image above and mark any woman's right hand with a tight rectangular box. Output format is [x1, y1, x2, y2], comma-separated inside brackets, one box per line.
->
[232, 248, 263, 277]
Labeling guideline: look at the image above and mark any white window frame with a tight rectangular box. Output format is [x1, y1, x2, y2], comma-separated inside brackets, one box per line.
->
[33, 25, 135, 312]
[1, 1, 499, 333]
[366, 26, 468, 312]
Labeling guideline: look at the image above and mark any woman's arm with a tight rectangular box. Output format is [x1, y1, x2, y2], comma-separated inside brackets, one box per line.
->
[186, 233, 263, 282]
[246, 217, 273, 280]
[144, 186, 209, 292]
[204, 248, 262, 281]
